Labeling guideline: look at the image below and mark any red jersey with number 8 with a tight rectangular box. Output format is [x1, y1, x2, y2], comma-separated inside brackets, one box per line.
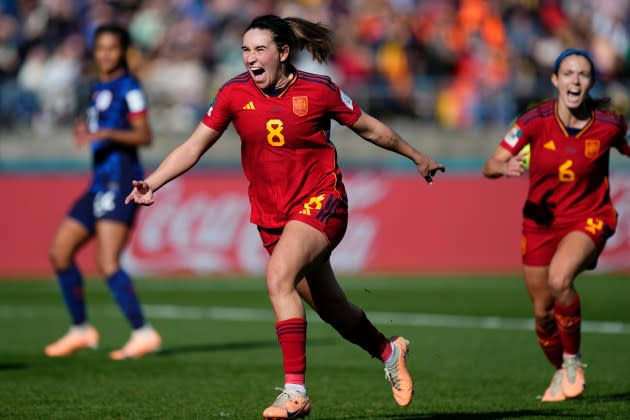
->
[500, 99, 630, 228]
[202, 70, 361, 229]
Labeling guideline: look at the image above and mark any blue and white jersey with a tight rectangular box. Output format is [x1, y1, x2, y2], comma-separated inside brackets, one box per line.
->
[87, 73, 147, 193]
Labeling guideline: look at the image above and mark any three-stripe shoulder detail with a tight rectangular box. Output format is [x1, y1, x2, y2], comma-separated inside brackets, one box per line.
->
[222, 72, 251, 88]
[298, 71, 337, 92]
[520, 100, 554, 125]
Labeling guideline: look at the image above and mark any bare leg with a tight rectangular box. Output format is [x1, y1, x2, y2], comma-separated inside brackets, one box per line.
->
[265, 220, 329, 321]
[523, 264, 562, 368]
[48, 218, 92, 325]
[49, 218, 91, 272]
[548, 231, 596, 357]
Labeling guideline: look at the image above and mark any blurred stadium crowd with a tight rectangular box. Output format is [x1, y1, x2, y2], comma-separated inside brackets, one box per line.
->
[2, 0, 630, 134]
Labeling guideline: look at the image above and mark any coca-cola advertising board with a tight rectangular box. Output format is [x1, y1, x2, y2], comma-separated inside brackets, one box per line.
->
[1, 172, 629, 276]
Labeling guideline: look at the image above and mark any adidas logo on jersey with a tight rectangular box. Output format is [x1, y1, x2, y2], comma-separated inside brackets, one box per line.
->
[242, 101, 255, 110]
[544, 140, 556, 151]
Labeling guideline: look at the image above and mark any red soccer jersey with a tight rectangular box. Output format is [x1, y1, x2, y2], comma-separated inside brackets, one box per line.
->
[500, 99, 630, 228]
[202, 70, 362, 228]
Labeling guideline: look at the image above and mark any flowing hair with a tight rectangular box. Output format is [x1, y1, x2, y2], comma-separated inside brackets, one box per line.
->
[245, 15, 334, 63]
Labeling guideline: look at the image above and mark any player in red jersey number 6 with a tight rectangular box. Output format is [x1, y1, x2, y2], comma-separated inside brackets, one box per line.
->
[483, 49, 630, 402]
[126, 14, 443, 419]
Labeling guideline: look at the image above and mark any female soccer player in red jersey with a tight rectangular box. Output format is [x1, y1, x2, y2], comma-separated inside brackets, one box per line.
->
[483, 49, 630, 402]
[46, 24, 161, 360]
[126, 14, 443, 419]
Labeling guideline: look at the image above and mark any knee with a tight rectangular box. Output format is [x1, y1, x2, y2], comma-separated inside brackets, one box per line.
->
[548, 271, 573, 298]
[97, 257, 120, 278]
[265, 261, 296, 298]
[48, 244, 72, 271]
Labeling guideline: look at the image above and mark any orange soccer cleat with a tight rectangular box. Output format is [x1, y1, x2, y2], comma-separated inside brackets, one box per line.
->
[384, 336, 414, 407]
[109, 326, 162, 360]
[561, 354, 586, 399]
[262, 388, 311, 419]
[541, 369, 566, 402]
[45, 325, 100, 357]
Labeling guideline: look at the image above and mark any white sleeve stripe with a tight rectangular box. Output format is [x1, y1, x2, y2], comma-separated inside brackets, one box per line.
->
[126, 89, 147, 113]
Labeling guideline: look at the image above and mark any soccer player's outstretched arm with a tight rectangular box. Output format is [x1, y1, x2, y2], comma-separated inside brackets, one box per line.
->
[350, 111, 444, 183]
[483, 146, 525, 179]
[125, 123, 222, 205]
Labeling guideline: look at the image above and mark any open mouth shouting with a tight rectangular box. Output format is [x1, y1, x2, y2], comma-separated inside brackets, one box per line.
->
[250, 67, 266, 84]
[565, 87, 583, 107]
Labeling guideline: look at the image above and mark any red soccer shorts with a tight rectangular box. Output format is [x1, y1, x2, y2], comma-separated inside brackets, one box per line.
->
[522, 210, 617, 267]
[257, 193, 348, 255]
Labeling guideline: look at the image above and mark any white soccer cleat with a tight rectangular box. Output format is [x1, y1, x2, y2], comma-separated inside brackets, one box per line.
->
[109, 325, 161, 360]
[384, 336, 414, 406]
[45, 325, 99, 357]
[262, 387, 311, 419]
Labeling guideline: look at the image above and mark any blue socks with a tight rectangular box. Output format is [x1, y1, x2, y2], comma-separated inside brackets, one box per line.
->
[56, 266, 87, 325]
[57, 267, 145, 330]
[106, 269, 146, 330]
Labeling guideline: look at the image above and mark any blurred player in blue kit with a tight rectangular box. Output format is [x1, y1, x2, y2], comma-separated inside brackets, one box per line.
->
[45, 24, 161, 360]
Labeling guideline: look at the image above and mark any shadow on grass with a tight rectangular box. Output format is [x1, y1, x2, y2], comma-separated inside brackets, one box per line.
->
[157, 337, 336, 357]
[0, 363, 27, 371]
[582, 391, 630, 402]
[322, 409, 594, 420]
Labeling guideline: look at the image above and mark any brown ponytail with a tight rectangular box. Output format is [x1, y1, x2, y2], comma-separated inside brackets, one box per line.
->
[284, 17, 333, 63]
[245, 15, 334, 63]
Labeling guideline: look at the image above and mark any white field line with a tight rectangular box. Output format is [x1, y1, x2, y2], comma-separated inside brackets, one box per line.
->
[1, 304, 630, 335]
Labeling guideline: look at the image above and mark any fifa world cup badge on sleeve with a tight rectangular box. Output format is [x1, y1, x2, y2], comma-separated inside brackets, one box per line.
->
[340, 90, 353, 110]
[504, 124, 522, 148]
[206, 97, 216, 117]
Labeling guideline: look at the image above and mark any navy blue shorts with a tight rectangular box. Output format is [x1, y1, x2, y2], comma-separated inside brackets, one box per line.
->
[68, 189, 137, 234]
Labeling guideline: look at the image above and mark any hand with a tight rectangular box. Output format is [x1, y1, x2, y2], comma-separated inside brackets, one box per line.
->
[73, 121, 91, 149]
[503, 155, 526, 177]
[125, 180, 155, 206]
[415, 155, 446, 184]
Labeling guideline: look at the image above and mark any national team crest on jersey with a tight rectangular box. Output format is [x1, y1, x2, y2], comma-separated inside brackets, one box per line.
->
[95, 90, 113, 111]
[292, 96, 308, 116]
[504, 124, 522, 147]
[584, 139, 600, 158]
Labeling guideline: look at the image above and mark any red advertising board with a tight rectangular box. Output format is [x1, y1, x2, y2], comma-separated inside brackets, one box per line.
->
[1, 172, 628, 276]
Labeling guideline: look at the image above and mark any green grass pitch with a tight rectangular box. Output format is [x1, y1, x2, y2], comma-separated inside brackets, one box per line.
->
[1, 274, 629, 419]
